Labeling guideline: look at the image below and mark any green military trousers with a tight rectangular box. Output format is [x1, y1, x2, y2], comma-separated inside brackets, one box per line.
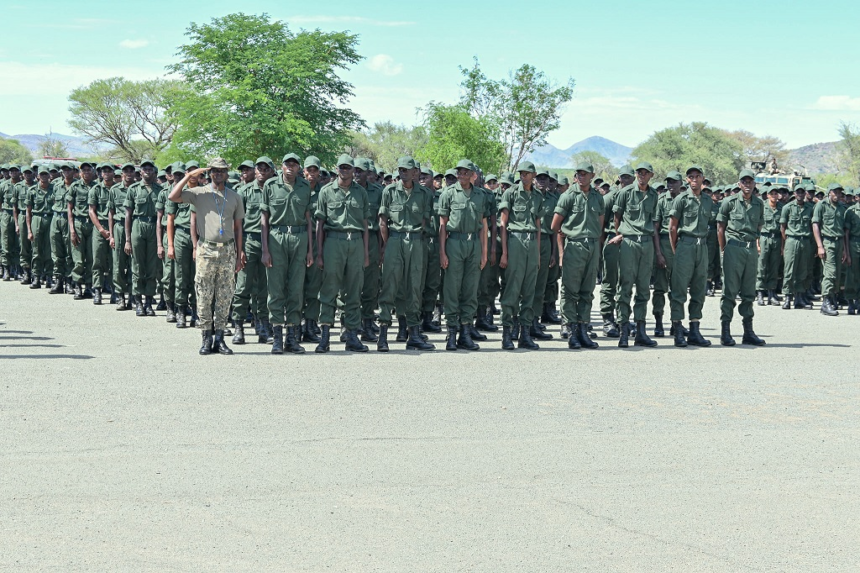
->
[499, 232, 538, 328]
[720, 241, 757, 322]
[617, 236, 654, 323]
[561, 237, 600, 324]
[160, 232, 175, 304]
[780, 236, 807, 297]
[71, 218, 94, 285]
[443, 235, 481, 327]
[318, 234, 365, 330]
[91, 223, 111, 288]
[379, 233, 425, 326]
[231, 232, 266, 322]
[173, 227, 196, 307]
[18, 213, 31, 270]
[266, 228, 308, 326]
[130, 219, 158, 296]
[0, 210, 18, 268]
[651, 234, 674, 317]
[50, 214, 71, 279]
[531, 234, 553, 318]
[844, 238, 860, 299]
[30, 214, 52, 277]
[820, 237, 843, 297]
[599, 238, 620, 316]
[707, 228, 720, 282]
[756, 235, 782, 291]
[303, 230, 322, 323]
[112, 222, 132, 295]
[360, 231, 381, 320]
[670, 236, 708, 321]
[422, 235, 442, 313]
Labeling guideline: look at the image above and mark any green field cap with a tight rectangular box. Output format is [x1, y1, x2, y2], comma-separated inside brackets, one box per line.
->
[575, 162, 595, 173]
[355, 157, 372, 171]
[397, 156, 416, 170]
[827, 182, 844, 192]
[139, 159, 156, 168]
[485, 173, 497, 183]
[455, 159, 475, 171]
[635, 161, 654, 173]
[336, 154, 354, 167]
[738, 169, 756, 180]
[618, 165, 634, 177]
[239, 160, 255, 169]
[282, 153, 301, 164]
[255, 156, 274, 169]
[518, 160, 537, 174]
[684, 166, 703, 177]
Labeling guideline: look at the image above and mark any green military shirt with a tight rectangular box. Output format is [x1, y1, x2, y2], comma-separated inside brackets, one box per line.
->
[27, 183, 55, 215]
[760, 202, 782, 235]
[124, 181, 162, 218]
[52, 180, 74, 214]
[669, 191, 713, 238]
[262, 177, 312, 227]
[602, 187, 620, 233]
[238, 181, 265, 233]
[155, 187, 170, 215]
[812, 199, 845, 238]
[68, 179, 96, 218]
[613, 184, 659, 236]
[165, 195, 192, 228]
[109, 182, 133, 222]
[364, 182, 384, 232]
[654, 192, 676, 235]
[438, 182, 487, 234]
[539, 189, 561, 237]
[379, 181, 432, 233]
[16, 181, 31, 212]
[779, 201, 813, 237]
[426, 189, 442, 237]
[717, 194, 765, 242]
[498, 183, 542, 233]
[554, 186, 605, 239]
[88, 182, 113, 221]
[844, 204, 860, 239]
[708, 200, 720, 230]
[315, 180, 369, 232]
[2, 180, 21, 210]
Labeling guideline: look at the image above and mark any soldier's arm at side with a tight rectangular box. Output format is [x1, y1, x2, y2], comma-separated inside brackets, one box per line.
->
[315, 219, 325, 269]
[669, 217, 679, 253]
[480, 217, 488, 270]
[439, 217, 449, 269]
[717, 222, 726, 251]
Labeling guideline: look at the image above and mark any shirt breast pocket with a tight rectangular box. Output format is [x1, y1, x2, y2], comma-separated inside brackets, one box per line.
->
[389, 204, 404, 213]
[730, 209, 744, 221]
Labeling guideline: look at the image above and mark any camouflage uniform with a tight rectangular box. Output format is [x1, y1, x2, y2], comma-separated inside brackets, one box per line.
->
[195, 243, 237, 332]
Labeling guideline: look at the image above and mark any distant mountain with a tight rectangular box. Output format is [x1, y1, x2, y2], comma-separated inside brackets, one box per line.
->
[788, 141, 840, 175]
[524, 136, 633, 168]
[0, 132, 102, 158]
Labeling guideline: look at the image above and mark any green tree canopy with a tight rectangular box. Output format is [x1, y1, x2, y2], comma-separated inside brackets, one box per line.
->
[570, 151, 617, 183]
[631, 122, 745, 184]
[68, 77, 182, 163]
[37, 133, 69, 158]
[346, 122, 428, 172]
[837, 121, 860, 186]
[164, 12, 364, 166]
[0, 138, 33, 164]
[459, 58, 574, 172]
[416, 103, 506, 175]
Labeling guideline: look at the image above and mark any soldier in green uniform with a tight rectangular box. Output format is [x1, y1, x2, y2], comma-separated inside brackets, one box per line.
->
[26, 167, 54, 288]
[67, 162, 98, 299]
[475, 172, 499, 335]
[376, 156, 435, 351]
[802, 183, 821, 303]
[87, 163, 115, 304]
[166, 162, 202, 328]
[599, 165, 633, 337]
[14, 166, 36, 284]
[609, 162, 661, 348]
[51, 163, 75, 293]
[812, 183, 847, 316]
[667, 166, 713, 347]
[156, 168, 177, 321]
[779, 184, 814, 310]
[523, 168, 553, 343]
[716, 169, 766, 346]
[261, 153, 314, 354]
[756, 186, 784, 306]
[353, 158, 383, 342]
[538, 171, 562, 329]
[497, 161, 543, 350]
[420, 167, 445, 333]
[301, 156, 324, 343]
[842, 188, 860, 313]
[124, 159, 162, 316]
[109, 164, 135, 309]
[706, 185, 722, 296]
[651, 170, 683, 337]
[438, 160, 489, 351]
[0, 165, 22, 280]
[314, 154, 370, 353]
[231, 157, 273, 343]
[551, 161, 604, 349]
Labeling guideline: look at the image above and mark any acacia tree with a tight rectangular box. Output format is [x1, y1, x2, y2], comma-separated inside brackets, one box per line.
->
[459, 58, 574, 172]
[68, 77, 181, 162]
[165, 12, 364, 166]
[837, 121, 860, 185]
[571, 151, 617, 182]
[37, 133, 69, 158]
[347, 122, 428, 172]
[416, 103, 506, 175]
[727, 130, 789, 171]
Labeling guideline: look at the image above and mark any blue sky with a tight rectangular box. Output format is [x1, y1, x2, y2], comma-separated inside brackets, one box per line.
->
[2, 0, 859, 149]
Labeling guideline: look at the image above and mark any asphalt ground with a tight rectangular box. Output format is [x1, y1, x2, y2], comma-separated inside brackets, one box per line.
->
[1, 279, 858, 572]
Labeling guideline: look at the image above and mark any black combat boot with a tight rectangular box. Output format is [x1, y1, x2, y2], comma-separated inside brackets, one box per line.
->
[126, 293, 134, 311]
[530, 318, 552, 340]
[769, 289, 782, 304]
[706, 280, 714, 296]
[457, 324, 480, 351]
[820, 295, 838, 316]
[687, 322, 711, 347]
[406, 325, 435, 351]
[156, 293, 166, 311]
[395, 316, 408, 342]
[756, 290, 765, 306]
[49, 276, 63, 294]
[213, 330, 233, 355]
[73, 282, 84, 300]
[793, 292, 807, 309]
[782, 295, 792, 310]
[1, 266, 9, 281]
[720, 321, 735, 346]
[145, 296, 156, 317]
[837, 292, 849, 308]
[672, 321, 687, 347]
[545, 303, 562, 324]
[475, 305, 497, 332]
[285, 326, 306, 354]
[344, 329, 368, 352]
[19, 268, 30, 285]
[199, 331, 213, 355]
[741, 318, 766, 346]
[271, 326, 284, 354]
[517, 323, 539, 350]
[66, 279, 75, 294]
[602, 313, 620, 338]
[303, 319, 321, 343]
[501, 325, 515, 350]
[360, 318, 378, 342]
[135, 295, 145, 317]
[165, 302, 176, 322]
[30, 275, 41, 289]
[468, 323, 487, 342]
[617, 322, 630, 348]
[82, 284, 93, 299]
[560, 323, 570, 339]
[232, 321, 245, 344]
[421, 312, 441, 333]
[377, 324, 390, 352]
[578, 323, 598, 349]
[653, 314, 665, 337]
[849, 300, 857, 316]
[634, 321, 658, 347]
[445, 325, 458, 351]
[261, 318, 274, 343]
[175, 305, 187, 328]
[92, 287, 102, 305]
[315, 325, 331, 353]
[511, 319, 520, 341]
[567, 324, 581, 349]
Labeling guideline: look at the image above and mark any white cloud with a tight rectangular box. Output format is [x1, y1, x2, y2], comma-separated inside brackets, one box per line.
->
[0, 61, 166, 96]
[812, 96, 860, 111]
[119, 39, 149, 49]
[366, 54, 403, 76]
[284, 15, 414, 27]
